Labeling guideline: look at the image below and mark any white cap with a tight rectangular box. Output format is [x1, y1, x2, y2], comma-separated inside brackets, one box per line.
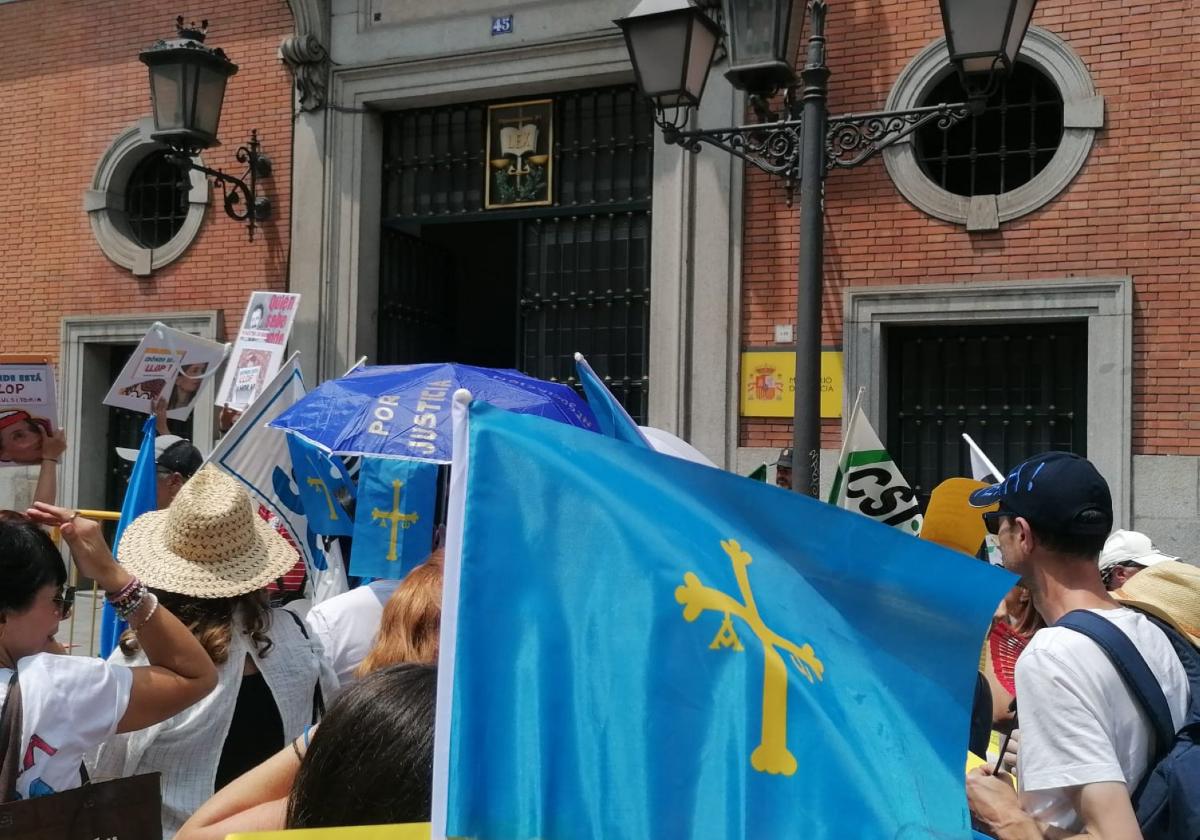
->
[115, 434, 186, 464]
[1097, 529, 1179, 573]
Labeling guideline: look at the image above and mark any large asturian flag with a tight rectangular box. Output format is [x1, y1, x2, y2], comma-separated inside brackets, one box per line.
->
[99, 416, 159, 657]
[432, 396, 1014, 840]
[209, 354, 348, 602]
[828, 402, 923, 534]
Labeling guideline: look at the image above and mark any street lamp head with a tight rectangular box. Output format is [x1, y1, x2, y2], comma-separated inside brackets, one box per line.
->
[720, 0, 800, 95]
[939, 0, 1037, 99]
[140, 16, 239, 155]
[615, 0, 722, 116]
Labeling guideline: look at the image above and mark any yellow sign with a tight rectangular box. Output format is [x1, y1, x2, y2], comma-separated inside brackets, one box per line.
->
[227, 824, 430, 839]
[739, 351, 843, 419]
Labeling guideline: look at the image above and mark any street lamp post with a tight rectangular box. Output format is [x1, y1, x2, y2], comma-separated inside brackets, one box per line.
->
[617, 0, 1036, 496]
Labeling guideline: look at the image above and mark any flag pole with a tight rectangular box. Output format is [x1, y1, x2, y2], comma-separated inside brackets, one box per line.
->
[827, 385, 866, 505]
[835, 385, 866, 470]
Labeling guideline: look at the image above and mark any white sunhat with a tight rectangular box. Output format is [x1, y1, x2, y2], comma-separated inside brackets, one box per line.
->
[1097, 529, 1179, 573]
[115, 434, 187, 464]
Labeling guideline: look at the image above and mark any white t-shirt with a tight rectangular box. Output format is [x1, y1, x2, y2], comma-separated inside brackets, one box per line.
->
[0, 653, 132, 799]
[304, 580, 401, 688]
[1016, 607, 1191, 831]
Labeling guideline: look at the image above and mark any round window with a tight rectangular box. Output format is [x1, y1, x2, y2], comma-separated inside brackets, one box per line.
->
[914, 62, 1064, 198]
[124, 151, 191, 249]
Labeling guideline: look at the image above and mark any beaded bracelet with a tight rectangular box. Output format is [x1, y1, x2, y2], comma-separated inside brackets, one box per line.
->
[106, 576, 141, 605]
[130, 592, 159, 632]
[109, 580, 148, 621]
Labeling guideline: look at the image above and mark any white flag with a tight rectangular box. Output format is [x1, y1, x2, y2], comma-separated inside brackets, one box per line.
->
[962, 433, 1005, 565]
[962, 433, 1002, 484]
[208, 353, 348, 602]
[827, 403, 923, 534]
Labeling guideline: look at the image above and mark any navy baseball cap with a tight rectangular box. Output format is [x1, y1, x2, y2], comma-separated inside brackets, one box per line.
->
[968, 451, 1113, 536]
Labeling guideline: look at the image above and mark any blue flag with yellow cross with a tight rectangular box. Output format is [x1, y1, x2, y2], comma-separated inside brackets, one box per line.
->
[350, 456, 438, 579]
[285, 432, 356, 536]
[432, 398, 1014, 840]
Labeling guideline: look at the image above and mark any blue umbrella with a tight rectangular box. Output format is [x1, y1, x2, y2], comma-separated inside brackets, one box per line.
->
[269, 363, 597, 463]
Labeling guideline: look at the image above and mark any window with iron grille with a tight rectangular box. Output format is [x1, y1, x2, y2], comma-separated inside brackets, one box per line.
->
[886, 321, 1087, 509]
[914, 62, 1063, 197]
[125, 151, 190, 249]
[379, 86, 655, 422]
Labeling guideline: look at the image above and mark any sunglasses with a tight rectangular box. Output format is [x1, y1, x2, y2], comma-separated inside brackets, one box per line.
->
[982, 510, 1016, 536]
[52, 585, 76, 619]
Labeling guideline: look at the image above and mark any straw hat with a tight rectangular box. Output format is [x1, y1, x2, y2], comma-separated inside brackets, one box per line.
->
[117, 464, 299, 599]
[1113, 560, 1200, 648]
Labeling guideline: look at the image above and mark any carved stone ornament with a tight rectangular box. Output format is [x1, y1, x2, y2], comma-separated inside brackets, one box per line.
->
[280, 31, 330, 112]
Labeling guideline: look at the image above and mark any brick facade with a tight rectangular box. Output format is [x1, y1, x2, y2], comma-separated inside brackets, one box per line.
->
[739, 0, 1198, 453]
[0, 0, 295, 358]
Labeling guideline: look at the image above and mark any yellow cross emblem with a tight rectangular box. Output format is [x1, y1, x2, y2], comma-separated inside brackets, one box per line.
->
[372, 479, 419, 561]
[303, 454, 341, 522]
[675, 539, 825, 776]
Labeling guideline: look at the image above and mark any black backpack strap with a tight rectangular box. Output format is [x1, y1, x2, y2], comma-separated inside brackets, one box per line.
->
[1, 670, 22, 803]
[1056, 610, 1176, 757]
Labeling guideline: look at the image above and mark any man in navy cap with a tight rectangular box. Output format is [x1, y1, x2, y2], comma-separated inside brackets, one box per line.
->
[965, 452, 1190, 839]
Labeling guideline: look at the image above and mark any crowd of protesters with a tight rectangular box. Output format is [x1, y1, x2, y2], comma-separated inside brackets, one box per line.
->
[1, 416, 1197, 838]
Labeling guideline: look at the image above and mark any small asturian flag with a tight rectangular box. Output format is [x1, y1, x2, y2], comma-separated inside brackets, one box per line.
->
[285, 433, 356, 537]
[351, 456, 438, 580]
[827, 403, 922, 535]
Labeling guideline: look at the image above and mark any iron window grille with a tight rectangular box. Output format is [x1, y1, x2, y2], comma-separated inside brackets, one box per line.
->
[886, 321, 1087, 510]
[124, 150, 191, 248]
[915, 62, 1063, 197]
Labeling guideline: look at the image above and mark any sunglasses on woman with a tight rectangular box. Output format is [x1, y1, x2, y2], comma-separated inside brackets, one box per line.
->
[52, 585, 76, 619]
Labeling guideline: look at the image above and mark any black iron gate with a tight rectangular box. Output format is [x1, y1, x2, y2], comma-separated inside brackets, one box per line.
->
[886, 321, 1088, 508]
[379, 86, 654, 421]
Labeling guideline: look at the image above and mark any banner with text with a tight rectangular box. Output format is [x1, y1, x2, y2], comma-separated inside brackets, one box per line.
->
[0, 356, 57, 467]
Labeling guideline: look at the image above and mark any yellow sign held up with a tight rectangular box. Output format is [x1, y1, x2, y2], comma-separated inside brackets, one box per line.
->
[226, 824, 430, 839]
[739, 350, 843, 419]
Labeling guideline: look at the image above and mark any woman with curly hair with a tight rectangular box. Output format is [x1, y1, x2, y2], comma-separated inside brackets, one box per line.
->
[89, 466, 336, 838]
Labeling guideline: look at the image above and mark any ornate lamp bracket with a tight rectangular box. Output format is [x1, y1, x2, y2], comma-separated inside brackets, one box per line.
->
[660, 100, 971, 192]
[168, 129, 272, 241]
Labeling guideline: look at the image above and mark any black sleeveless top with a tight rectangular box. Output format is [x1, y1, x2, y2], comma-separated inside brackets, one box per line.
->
[213, 672, 284, 790]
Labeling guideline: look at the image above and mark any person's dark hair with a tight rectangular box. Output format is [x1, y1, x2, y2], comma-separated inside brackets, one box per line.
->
[0, 511, 67, 614]
[119, 590, 272, 663]
[1028, 511, 1109, 558]
[287, 664, 436, 829]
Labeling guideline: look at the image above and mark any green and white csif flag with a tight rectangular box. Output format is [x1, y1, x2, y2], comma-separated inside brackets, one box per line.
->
[827, 400, 923, 535]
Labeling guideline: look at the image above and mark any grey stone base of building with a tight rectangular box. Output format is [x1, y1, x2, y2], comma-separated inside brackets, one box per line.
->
[1132, 455, 1200, 561]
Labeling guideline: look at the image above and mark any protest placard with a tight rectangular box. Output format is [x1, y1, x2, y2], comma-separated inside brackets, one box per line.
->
[164, 330, 227, 420]
[103, 330, 186, 414]
[216, 291, 301, 410]
[0, 355, 57, 467]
